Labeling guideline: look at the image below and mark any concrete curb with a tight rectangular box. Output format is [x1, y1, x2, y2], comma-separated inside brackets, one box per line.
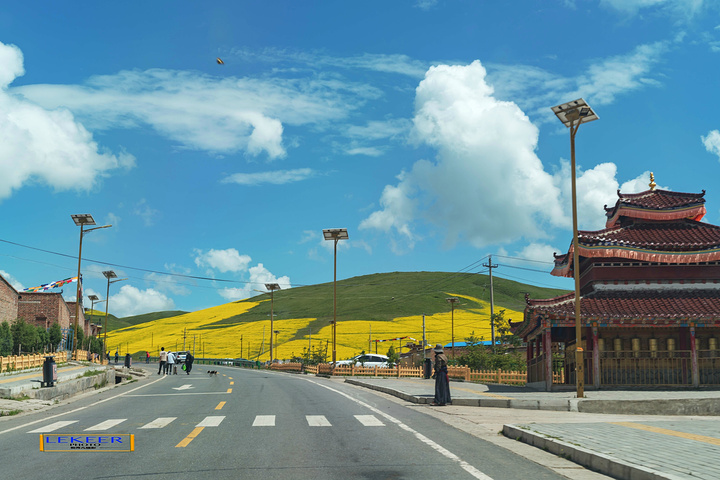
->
[503, 424, 687, 480]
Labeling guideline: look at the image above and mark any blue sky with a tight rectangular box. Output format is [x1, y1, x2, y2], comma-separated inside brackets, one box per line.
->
[1, 0, 720, 317]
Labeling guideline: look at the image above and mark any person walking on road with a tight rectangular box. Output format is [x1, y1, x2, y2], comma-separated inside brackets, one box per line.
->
[431, 344, 451, 406]
[146, 351, 150, 364]
[158, 347, 167, 375]
[167, 351, 176, 374]
[114, 350, 119, 364]
[185, 352, 194, 375]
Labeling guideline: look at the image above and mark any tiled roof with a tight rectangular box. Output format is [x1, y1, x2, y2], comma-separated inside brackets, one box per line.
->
[581, 219, 720, 251]
[604, 189, 706, 227]
[526, 289, 720, 319]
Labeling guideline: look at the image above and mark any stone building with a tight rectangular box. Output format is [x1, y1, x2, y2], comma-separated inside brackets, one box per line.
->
[17, 291, 72, 329]
[512, 179, 720, 390]
[0, 275, 18, 324]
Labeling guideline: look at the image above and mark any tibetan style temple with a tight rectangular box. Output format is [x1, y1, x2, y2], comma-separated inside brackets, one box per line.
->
[512, 177, 720, 390]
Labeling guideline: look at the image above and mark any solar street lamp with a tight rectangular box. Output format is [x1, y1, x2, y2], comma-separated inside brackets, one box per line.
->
[265, 283, 281, 361]
[102, 270, 127, 359]
[446, 297, 459, 359]
[71, 214, 111, 358]
[323, 228, 349, 364]
[551, 98, 599, 398]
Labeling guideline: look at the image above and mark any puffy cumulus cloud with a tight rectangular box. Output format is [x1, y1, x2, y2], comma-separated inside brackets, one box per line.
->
[702, 130, 720, 161]
[0, 269, 24, 291]
[108, 285, 175, 317]
[16, 67, 370, 160]
[218, 263, 291, 301]
[362, 61, 565, 249]
[517, 243, 562, 264]
[0, 41, 135, 201]
[194, 248, 251, 273]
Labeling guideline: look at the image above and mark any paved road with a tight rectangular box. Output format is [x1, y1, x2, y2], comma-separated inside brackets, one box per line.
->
[0, 366, 584, 480]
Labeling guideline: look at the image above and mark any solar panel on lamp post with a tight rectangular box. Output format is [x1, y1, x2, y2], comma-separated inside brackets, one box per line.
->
[322, 228, 349, 365]
[265, 283, 281, 362]
[551, 98, 599, 399]
[71, 214, 111, 359]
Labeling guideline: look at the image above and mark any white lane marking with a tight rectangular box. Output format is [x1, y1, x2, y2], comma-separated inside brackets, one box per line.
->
[124, 392, 230, 397]
[2, 373, 167, 437]
[140, 417, 177, 429]
[252, 415, 275, 427]
[355, 415, 385, 426]
[28, 420, 78, 433]
[197, 416, 225, 427]
[172, 384, 194, 391]
[307, 379, 494, 480]
[85, 419, 126, 431]
[306, 415, 331, 427]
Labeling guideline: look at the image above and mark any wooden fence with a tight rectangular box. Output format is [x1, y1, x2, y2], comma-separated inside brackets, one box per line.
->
[0, 353, 68, 373]
[270, 362, 528, 386]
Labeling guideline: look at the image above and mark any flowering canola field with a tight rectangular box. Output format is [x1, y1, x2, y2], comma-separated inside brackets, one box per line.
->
[105, 293, 523, 361]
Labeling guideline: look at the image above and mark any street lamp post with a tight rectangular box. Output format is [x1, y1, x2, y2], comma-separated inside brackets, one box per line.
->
[446, 297, 459, 359]
[323, 228, 349, 365]
[102, 270, 127, 360]
[71, 214, 111, 358]
[265, 283, 281, 362]
[551, 98, 599, 399]
[87, 294, 104, 346]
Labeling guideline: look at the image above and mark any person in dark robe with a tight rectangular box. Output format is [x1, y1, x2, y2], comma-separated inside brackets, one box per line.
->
[185, 352, 195, 375]
[431, 344, 451, 406]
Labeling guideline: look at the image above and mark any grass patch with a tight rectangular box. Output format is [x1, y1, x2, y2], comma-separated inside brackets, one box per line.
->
[82, 369, 104, 378]
[2, 395, 30, 401]
[93, 377, 109, 389]
[0, 409, 22, 416]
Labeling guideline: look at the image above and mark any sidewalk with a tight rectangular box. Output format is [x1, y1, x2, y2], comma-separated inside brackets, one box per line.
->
[347, 377, 720, 479]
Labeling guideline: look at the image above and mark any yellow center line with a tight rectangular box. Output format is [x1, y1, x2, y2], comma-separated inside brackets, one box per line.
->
[215, 401, 226, 410]
[176, 427, 204, 448]
[611, 422, 720, 446]
[229, 377, 233, 380]
[227, 388, 232, 393]
[230, 381, 234, 385]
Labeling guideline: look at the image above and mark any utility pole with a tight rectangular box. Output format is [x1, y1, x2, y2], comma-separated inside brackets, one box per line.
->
[183, 327, 187, 351]
[241, 334, 243, 359]
[369, 324, 371, 352]
[483, 255, 499, 351]
[423, 314, 427, 359]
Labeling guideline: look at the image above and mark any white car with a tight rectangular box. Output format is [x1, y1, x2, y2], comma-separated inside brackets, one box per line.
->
[336, 354, 389, 367]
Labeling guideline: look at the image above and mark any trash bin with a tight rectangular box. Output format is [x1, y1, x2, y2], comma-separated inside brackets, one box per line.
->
[423, 358, 432, 379]
[42, 356, 57, 387]
[124, 353, 132, 368]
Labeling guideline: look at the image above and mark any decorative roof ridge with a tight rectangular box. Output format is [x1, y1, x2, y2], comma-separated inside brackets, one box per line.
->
[526, 292, 575, 306]
[617, 189, 705, 200]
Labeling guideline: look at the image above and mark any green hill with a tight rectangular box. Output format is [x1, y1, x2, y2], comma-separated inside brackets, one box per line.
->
[206, 271, 567, 339]
[90, 310, 188, 333]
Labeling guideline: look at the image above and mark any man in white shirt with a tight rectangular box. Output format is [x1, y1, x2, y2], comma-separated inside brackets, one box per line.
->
[167, 351, 176, 375]
[158, 347, 168, 375]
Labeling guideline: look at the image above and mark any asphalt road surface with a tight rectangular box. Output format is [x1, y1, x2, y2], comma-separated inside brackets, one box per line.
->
[0, 366, 573, 480]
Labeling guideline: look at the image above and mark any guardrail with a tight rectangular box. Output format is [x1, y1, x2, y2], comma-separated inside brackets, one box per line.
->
[270, 362, 529, 385]
[0, 353, 68, 373]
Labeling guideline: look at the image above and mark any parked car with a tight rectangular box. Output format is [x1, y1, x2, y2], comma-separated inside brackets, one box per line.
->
[173, 351, 189, 363]
[336, 354, 389, 367]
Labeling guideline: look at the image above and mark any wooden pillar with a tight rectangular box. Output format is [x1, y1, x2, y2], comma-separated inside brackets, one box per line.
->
[536, 336, 541, 357]
[690, 325, 699, 388]
[526, 338, 532, 363]
[544, 327, 552, 392]
[592, 326, 600, 389]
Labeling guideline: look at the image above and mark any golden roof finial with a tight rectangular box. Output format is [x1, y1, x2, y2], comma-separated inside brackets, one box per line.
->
[649, 172, 656, 191]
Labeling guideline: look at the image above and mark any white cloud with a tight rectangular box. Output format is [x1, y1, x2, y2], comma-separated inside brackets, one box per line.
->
[108, 284, 175, 317]
[517, 243, 562, 264]
[134, 199, 159, 226]
[487, 42, 667, 121]
[194, 248, 252, 273]
[218, 263, 291, 301]
[362, 61, 566, 249]
[15, 65, 375, 160]
[0, 41, 135, 201]
[599, 0, 704, 17]
[221, 168, 317, 186]
[0, 269, 23, 291]
[702, 130, 720, 161]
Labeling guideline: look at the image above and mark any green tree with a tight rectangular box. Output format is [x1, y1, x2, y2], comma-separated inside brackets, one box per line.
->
[386, 345, 399, 368]
[48, 322, 62, 351]
[0, 321, 12, 356]
[36, 326, 49, 352]
[11, 319, 39, 354]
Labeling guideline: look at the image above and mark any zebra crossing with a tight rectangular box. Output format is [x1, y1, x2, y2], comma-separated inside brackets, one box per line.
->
[26, 414, 385, 433]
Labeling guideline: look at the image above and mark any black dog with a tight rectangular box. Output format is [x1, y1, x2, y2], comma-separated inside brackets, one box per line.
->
[207, 370, 218, 376]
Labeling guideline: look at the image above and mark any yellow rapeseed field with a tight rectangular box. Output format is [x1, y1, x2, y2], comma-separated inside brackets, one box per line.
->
[105, 294, 523, 361]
